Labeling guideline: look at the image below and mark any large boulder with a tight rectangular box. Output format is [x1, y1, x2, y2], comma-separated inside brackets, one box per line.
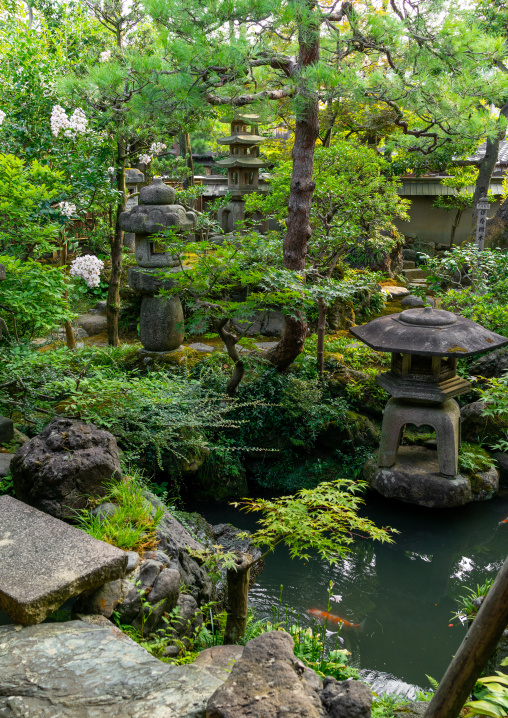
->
[320, 676, 372, 718]
[206, 631, 326, 718]
[206, 631, 373, 718]
[0, 618, 224, 717]
[11, 417, 121, 520]
[469, 348, 508, 379]
[461, 402, 508, 446]
[318, 411, 379, 451]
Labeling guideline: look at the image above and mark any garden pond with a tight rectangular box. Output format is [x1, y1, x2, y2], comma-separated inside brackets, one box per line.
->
[197, 487, 508, 690]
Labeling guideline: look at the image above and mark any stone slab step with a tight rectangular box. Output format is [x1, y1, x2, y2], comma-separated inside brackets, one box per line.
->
[0, 495, 127, 624]
[187, 343, 215, 353]
[0, 619, 224, 717]
[77, 313, 107, 336]
[402, 260, 416, 269]
[384, 286, 410, 300]
[402, 268, 429, 281]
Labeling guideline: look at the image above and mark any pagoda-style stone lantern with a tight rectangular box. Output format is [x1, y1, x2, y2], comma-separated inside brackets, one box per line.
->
[351, 307, 508, 507]
[216, 115, 266, 233]
[119, 178, 196, 354]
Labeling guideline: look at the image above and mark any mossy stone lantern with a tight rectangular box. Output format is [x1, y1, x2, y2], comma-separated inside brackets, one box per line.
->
[119, 178, 196, 353]
[350, 307, 508, 478]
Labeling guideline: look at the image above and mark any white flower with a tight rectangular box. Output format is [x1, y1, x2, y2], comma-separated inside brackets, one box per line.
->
[69, 108, 88, 133]
[70, 254, 104, 289]
[149, 141, 167, 155]
[107, 166, 115, 174]
[51, 105, 88, 137]
[330, 595, 342, 603]
[58, 201, 77, 218]
[100, 50, 112, 62]
[138, 153, 152, 165]
[51, 104, 69, 137]
[0, 110, 5, 126]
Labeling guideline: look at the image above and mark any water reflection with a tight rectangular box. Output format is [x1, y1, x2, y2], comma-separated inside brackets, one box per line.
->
[197, 488, 508, 687]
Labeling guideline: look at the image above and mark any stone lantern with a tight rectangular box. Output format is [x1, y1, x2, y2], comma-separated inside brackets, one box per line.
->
[119, 178, 196, 354]
[350, 307, 508, 506]
[216, 115, 266, 233]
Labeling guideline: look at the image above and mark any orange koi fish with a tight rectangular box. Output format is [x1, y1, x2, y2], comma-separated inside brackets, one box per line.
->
[308, 608, 362, 629]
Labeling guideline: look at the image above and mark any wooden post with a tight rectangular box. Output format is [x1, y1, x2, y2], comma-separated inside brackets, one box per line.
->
[424, 554, 508, 718]
[223, 552, 252, 645]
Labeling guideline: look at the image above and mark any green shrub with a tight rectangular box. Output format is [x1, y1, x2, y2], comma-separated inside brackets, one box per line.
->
[78, 473, 165, 552]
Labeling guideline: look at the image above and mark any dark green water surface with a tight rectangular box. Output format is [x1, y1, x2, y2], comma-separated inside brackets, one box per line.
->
[196, 488, 508, 688]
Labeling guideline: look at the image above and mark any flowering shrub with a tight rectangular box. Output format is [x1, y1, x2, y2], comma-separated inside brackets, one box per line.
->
[51, 105, 88, 138]
[70, 254, 104, 288]
[100, 50, 112, 62]
[57, 201, 76, 218]
[138, 143, 167, 165]
[150, 142, 167, 155]
[0, 110, 5, 126]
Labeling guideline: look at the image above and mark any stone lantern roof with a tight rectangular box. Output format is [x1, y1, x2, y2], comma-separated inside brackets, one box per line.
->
[119, 178, 195, 236]
[350, 307, 508, 358]
[217, 134, 264, 146]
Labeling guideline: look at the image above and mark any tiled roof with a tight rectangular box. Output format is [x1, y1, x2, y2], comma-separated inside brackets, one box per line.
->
[469, 139, 508, 165]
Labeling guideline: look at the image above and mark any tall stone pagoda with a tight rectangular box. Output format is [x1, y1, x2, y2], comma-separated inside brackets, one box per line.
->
[216, 115, 266, 233]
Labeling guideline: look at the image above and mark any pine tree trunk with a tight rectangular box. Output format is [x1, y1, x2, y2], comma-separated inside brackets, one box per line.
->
[223, 552, 252, 644]
[268, 0, 320, 371]
[471, 103, 508, 230]
[107, 144, 125, 347]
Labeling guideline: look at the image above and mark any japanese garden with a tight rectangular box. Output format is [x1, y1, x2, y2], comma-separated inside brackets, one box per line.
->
[2, 0, 508, 716]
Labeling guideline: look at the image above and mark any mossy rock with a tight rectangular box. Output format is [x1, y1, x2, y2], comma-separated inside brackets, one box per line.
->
[327, 297, 355, 331]
[458, 442, 499, 500]
[318, 411, 380, 451]
[329, 368, 388, 418]
[0, 428, 29, 453]
[461, 402, 508, 446]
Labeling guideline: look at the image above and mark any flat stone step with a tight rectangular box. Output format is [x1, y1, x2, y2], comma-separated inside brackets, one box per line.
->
[0, 495, 127, 624]
[402, 268, 429, 281]
[77, 314, 107, 336]
[402, 260, 416, 269]
[384, 285, 410, 300]
[0, 619, 224, 717]
[187, 343, 215, 353]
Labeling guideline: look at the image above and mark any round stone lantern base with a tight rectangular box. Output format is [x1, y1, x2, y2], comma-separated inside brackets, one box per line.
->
[363, 446, 499, 508]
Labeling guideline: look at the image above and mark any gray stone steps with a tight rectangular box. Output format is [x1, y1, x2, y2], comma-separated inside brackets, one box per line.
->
[402, 260, 416, 269]
[402, 267, 429, 281]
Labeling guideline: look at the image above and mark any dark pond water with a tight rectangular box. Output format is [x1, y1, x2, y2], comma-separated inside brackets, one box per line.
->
[196, 488, 508, 689]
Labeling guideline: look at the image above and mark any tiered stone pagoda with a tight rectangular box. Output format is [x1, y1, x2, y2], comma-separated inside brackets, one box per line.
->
[351, 307, 508, 507]
[119, 178, 196, 354]
[216, 115, 266, 233]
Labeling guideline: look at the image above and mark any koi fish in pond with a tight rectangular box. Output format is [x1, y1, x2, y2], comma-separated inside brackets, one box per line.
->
[308, 609, 363, 629]
[499, 517, 508, 526]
